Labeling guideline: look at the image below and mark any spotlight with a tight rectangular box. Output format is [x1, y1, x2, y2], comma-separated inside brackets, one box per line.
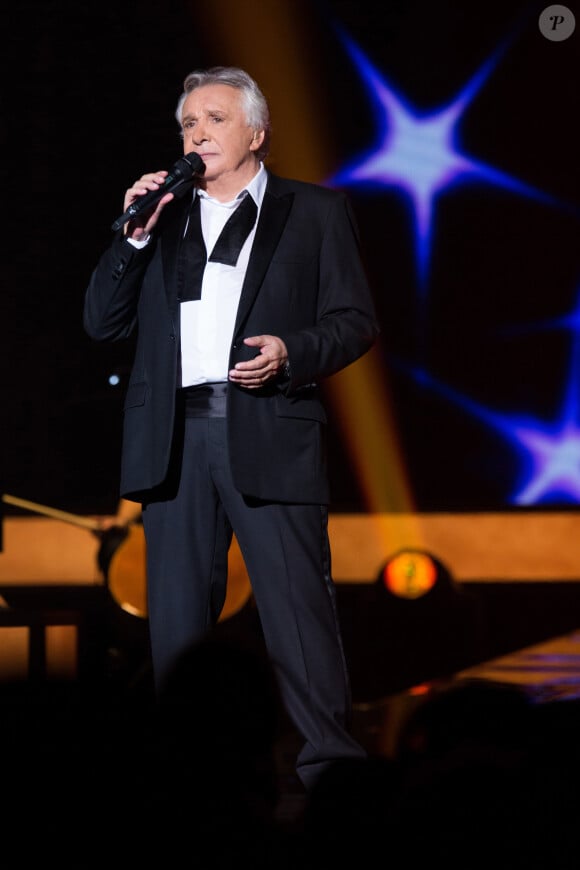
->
[380, 548, 440, 599]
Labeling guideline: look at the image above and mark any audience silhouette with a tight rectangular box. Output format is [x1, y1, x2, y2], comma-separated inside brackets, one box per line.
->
[2, 636, 580, 869]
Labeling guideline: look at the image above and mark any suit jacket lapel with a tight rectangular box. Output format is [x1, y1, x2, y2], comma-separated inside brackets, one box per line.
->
[234, 177, 293, 332]
[161, 191, 194, 316]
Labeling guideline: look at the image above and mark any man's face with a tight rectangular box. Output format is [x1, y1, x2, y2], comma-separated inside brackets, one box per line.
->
[180, 83, 263, 183]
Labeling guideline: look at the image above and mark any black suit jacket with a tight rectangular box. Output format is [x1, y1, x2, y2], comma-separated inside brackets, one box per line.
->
[84, 171, 379, 504]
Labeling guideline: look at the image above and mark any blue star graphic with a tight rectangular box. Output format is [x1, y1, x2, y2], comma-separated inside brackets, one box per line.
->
[399, 286, 580, 505]
[329, 30, 557, 293]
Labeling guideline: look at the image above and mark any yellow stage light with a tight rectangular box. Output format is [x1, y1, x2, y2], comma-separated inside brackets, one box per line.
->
[381, 549, 440, 599]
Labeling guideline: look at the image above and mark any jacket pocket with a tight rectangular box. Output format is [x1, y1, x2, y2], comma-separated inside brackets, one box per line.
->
[275, 391, 327, 423]
[124, 381, 147, 410]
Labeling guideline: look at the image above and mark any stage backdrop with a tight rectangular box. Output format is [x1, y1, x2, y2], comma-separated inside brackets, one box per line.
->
[1, 0, 579, 517]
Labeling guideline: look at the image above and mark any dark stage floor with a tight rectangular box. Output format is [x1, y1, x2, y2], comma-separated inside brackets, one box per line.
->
[274, 628, 580, 828]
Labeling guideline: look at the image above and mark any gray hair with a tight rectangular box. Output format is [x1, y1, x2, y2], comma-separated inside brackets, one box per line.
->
[175, 66, 271, 160]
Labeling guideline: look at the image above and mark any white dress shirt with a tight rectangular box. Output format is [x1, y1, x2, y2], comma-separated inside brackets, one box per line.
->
[180, 163, 267, 387]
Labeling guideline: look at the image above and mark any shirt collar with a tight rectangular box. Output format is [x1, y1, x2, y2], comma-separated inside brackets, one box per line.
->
[196, 162, 266, 210]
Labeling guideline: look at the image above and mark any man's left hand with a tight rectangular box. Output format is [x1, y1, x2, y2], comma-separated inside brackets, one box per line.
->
[229, 335, 289, 389]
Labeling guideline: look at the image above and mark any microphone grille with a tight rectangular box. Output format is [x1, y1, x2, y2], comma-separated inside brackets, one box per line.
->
[181, 152, 205, 177]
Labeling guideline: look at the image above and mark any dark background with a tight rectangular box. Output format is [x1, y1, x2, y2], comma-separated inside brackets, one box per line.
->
[2, 0, 579, 517]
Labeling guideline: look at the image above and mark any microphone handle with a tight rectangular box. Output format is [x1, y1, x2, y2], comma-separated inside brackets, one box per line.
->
[111, 153, 204, 232]
[111, 177, 189, 231]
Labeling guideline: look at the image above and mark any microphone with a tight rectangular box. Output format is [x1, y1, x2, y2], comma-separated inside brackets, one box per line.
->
[111, 152, 205, 231]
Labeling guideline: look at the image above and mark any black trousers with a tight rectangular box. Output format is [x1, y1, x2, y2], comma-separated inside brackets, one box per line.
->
[142, 409, 365, 788]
